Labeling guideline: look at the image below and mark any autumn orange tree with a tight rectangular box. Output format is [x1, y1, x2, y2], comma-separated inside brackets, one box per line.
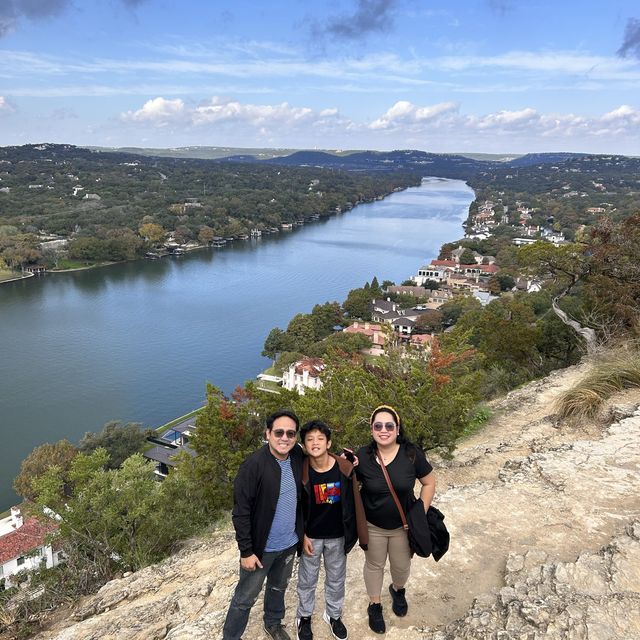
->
[181, 382, 299, 514]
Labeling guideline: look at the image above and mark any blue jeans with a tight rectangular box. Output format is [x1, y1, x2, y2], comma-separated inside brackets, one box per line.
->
[222, 544, 297, 640]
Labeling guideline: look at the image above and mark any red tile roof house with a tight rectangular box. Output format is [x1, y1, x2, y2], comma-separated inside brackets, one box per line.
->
[282, 357, 325, 395]
[0, 507, 60, 588]
[410, 333, 434, 350]
[343, 321, 387, 355]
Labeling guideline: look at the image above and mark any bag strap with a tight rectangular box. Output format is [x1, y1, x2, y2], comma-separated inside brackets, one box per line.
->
[376, 450, 408, 530]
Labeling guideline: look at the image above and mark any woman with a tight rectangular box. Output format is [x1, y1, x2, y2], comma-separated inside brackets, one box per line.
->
[355, 405, 436, 634]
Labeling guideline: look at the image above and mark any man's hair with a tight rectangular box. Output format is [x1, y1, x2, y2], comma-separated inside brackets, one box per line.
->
[300, 419, 332, 442]
[265, 409, 300, 432]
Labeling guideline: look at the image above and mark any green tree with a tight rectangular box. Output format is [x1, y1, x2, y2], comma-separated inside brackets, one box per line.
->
[414, 309, 443, 333]
[439, 295, 482, 327]
[343, 287, 372, 320]
[458, 248, 477, 265]
[35, 451, 208, 577]
[310, 302, 343, 338]
[293, 342, 480, 452]
[138, 222, 165, 244]
[283, 313, 317, 352]
[262, 327, 294, 359]
[178, 385, 297, 515]
[198, 225, 215, 245]
[13, 440, 78, 500]
[78, 421, 147, 469]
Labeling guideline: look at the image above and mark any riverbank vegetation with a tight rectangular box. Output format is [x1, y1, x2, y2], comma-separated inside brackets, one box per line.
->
[0, 144, 419, 274]
[3, 147, 640, 637]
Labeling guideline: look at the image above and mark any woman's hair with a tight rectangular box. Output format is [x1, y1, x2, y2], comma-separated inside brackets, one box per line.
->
[369, 404, 407, 444]
[366, 404, 419, 462]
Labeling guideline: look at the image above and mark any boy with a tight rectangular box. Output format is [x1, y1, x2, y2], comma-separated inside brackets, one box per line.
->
[296, 420, 366, 640]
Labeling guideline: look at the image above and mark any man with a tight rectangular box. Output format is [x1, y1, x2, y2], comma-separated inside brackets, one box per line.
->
[296, 420, 366, 640]
[222, 409, 304, 640]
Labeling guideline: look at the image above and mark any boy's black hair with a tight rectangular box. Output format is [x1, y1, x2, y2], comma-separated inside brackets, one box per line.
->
[266, 409, 300, 432]
[300, 419, 332, 442]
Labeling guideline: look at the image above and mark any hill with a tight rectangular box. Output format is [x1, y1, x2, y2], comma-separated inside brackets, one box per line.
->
[27, 361, 640, 640]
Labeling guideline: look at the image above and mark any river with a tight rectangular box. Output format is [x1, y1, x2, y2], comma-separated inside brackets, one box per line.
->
[0, 177, 474, 509]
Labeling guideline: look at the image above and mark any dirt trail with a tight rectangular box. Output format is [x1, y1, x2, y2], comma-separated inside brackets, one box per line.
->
[31, 362, 640, 640]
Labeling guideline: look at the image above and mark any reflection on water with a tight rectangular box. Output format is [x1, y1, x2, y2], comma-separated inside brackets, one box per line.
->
[0, 178, 474, 509]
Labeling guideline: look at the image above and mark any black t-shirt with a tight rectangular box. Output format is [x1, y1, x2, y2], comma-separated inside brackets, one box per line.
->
[306, 461, 344, 539]
[355, 443, 433, 530]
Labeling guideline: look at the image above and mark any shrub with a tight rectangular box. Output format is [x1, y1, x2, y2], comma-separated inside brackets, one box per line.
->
[555, 350, 640, 419]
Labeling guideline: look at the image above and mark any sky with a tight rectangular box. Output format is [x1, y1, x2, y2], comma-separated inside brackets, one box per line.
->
[0, 0, 639, 154]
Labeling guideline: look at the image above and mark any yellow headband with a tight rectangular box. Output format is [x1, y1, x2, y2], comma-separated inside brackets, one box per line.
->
[370, 404, 401, 427]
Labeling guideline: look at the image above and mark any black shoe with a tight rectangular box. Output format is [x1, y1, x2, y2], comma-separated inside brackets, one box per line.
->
[388, 583, 408, 617]
[296, 616, 313, 640]
[367, 602, 386, 634]
[323, 611, 348, 639]
[264, 623, 292, 640]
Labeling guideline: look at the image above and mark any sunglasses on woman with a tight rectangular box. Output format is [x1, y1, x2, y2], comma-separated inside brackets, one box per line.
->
[372, 421, 397, 432]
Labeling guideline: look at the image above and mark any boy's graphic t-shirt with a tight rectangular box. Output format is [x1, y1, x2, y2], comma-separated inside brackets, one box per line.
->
[307, 461, 344, 539]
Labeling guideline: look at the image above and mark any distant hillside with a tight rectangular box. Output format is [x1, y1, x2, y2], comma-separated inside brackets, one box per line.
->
[86, 145, 301, 161]
[508, 152, 588, 167]
[256, 149, 496, 179]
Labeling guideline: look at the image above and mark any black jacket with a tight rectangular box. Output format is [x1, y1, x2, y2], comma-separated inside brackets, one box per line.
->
[301, 453, 368, 554]
[231, 444, 304, 559]
[406, 498, 450, 561]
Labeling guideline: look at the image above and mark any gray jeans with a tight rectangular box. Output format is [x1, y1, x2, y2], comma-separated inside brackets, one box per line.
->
[296, 536, 346, 619]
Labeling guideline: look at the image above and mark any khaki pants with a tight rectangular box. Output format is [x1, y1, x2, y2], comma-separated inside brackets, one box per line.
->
[363, 522, 411, 598]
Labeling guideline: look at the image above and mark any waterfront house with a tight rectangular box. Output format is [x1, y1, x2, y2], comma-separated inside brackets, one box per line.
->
[282, 357, 325, 395]
[143, 422, 196, 479]
[0, 507, 60, 589]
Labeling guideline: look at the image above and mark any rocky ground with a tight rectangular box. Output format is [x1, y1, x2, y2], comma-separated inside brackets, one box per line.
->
[29, 362, 640, 640]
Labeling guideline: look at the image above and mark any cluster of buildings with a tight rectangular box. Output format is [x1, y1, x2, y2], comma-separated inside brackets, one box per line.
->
[465, 199, 567, 247]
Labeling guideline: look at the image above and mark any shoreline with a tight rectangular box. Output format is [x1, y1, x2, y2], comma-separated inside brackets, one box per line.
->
[1, 179, 456, 286]
[0, 184, 418, 285]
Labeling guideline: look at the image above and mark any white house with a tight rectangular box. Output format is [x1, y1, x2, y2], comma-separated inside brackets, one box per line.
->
[282, 358, 325, 395]
[0, 507, 60, 588]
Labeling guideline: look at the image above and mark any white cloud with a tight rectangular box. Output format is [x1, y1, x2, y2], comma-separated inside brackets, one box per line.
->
[369, 100, 459, 130]
[122, 97, 185, 125]
[601, 104, 640, 125]
[118, 97, 640, 152]
[471, 107, 539, 130]
[193, 98, 314, 126]
[120, 96, 346, 134]
[0, 96, 14, 112]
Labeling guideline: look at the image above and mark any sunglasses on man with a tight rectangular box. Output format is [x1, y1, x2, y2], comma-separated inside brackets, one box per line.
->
[372, 421, 397, 432]
[272, 429, 297, 439]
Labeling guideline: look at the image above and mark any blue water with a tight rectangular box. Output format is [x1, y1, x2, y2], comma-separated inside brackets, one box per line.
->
[0, 177, 474, 509]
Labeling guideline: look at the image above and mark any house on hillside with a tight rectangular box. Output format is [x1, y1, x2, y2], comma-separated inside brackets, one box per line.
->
[143, 422, 196, 479]
[409, 333, 434, 350]
[391, 316, 415, 337]
[370, 298, 402, 322]
[282, 357, 325, 394]
[343, 321, 386, 355]
[386, 285, 430, 298]
[0, 507, 60, 589]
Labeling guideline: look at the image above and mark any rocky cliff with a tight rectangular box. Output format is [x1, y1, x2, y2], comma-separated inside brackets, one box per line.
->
[31, 362, 640, 640]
